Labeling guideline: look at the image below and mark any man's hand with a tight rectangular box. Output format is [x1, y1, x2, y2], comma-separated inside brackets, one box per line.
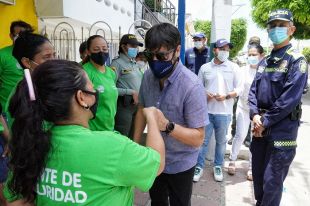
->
[207, 92, 214, 101]
[132, 91, 139, 105]
[214, 94, 226, 101]
[253, 114, 263, 127]
[252, 115, 265, 138]
[156, 109, 169, 131]
[252, 126, 265, 138]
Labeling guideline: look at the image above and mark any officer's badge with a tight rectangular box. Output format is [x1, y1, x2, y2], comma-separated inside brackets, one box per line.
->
[97, 85, 105, 93]
[257, 66, 265, 73]
[277, 60, 288, 72]
[299, 60, 308, 73]
[122, 69, 132, 74]
[279, 60, 288, 69]
[189, 54, 196, 58]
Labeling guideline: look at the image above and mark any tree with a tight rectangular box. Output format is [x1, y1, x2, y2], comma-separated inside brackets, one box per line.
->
[302, 47, 310, 63]
[251, 0, 310, 39]
[194, 18, 247, 58]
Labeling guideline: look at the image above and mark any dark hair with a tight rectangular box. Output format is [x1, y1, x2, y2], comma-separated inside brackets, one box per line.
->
[145, 23, 181, 51]
[8, 60, 87, 202]
[248, 44, 264, 55]
[79, 41, 87, 54]
[12, 32, 50, 69]
[10, 20, 34, 34]
[84, 35, 106, 63]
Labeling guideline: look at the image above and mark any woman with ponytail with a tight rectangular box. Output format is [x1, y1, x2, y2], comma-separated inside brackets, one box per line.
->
[5, 60, 165, 206]
[0, 32, 55, 205]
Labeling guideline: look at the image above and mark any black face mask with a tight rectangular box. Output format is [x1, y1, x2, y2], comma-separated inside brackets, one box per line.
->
[90, 52, 109, 66]
[80, 90, 99, 119]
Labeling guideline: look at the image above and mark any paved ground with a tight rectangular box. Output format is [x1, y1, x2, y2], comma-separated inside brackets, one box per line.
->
[134, 93, 310, 206]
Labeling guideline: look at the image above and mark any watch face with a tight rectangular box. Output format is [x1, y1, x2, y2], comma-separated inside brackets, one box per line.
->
[167, 122, 175, 131]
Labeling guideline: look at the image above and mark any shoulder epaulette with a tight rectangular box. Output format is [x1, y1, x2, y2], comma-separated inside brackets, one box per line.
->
[286, 48, 305, 60]
[112, 56, 120, 61]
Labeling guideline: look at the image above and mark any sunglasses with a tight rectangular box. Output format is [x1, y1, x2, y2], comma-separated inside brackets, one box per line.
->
[143, 49, 175, 61]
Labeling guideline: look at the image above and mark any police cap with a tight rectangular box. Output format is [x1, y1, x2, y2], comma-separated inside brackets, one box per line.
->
[267, 9, 294, 24]
[120, 34, 143, 47]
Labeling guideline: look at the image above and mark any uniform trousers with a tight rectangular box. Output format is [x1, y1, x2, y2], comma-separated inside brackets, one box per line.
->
[250, 138, 296, 206]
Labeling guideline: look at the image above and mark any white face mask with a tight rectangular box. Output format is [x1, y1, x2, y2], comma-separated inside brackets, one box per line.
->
[194, 41, 204, 49]
[217, 50, 229, 62]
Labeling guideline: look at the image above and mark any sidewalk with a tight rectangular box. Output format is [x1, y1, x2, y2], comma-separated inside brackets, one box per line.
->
[134, 145, 255, 206]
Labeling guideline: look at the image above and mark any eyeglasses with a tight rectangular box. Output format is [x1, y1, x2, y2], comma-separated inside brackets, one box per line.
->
[81, 89, 98, 97]
[143, 49, 175, 61]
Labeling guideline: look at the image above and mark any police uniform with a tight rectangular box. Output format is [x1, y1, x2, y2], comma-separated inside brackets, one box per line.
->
[111, 53, 143, 137]
[185, 46, 210, 75]
[248, 9, 308, 206]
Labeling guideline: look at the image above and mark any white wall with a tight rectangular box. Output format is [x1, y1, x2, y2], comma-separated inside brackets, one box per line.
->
[63, 0, 134, 36]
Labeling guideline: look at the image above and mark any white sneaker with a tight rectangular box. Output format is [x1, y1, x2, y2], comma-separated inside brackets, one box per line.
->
[193, 167, 203, 182]
[213, 166, 223, 182]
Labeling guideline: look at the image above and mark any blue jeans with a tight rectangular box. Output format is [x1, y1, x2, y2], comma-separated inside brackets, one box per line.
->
[197, 114, 231, 167]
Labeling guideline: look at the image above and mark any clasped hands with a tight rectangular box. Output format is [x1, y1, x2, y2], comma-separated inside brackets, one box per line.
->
[252, 114, 265, 138]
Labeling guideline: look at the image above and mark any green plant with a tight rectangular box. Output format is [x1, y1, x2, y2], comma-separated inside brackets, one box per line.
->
[144, 0, 162, 12]
[194, 18, 247, 58]
[302, 47, 310, 63]
[251, 0, 310, 39]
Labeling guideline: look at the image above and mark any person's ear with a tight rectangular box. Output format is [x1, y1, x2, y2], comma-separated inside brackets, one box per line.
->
[288, 25, 296, 36]
[86, 49, 92, 56]
[9, 33, 14, 41]
[76, 90, 88, 108]
[21, 57, 31, 69]
[175, 45, 181, 57]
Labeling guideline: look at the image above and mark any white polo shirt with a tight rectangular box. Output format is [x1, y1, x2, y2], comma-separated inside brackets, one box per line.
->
[198, 59, 242, 115]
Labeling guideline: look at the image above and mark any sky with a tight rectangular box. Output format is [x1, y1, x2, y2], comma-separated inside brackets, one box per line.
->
[170, 0, 309, 51]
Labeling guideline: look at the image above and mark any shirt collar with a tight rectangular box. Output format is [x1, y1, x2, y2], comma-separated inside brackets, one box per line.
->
[193, 46, 208, 53]
[211, 58, 229, 66]
[268, 43, 292, 63]
[167, 61, 182, 84]
[120, 53, 136, 63]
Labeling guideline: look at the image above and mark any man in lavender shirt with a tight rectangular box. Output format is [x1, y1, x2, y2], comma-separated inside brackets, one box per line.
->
[133, 23, 208, 206]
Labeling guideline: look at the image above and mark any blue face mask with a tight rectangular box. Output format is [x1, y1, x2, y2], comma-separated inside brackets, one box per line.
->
[268, 27, 288, 45]
[148, 60, 176, 79]
[127, 47, 138, 58]
[247, 56, 260, 65]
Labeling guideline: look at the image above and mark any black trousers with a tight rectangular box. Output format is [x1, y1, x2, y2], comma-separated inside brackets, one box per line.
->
[149, 166, 195, 206]
[251, 138, 296, 206]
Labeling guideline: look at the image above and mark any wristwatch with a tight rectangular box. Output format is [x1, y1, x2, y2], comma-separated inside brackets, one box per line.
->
[164, 121, 175, 134]
[225, 94, 231, 99]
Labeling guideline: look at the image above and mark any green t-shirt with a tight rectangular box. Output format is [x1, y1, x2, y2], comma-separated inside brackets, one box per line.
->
[5, 125, 160, 205]
[83, 62, 118, 131]
[0, 45, 24, 109]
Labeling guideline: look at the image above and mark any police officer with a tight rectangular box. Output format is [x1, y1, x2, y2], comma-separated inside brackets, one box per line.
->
[185, 32, 210, 75]
[248, 9, 308, 206]
[111, 34, 143, 137]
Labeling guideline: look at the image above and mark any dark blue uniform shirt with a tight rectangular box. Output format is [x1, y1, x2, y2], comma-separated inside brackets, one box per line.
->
[249, 44, 308, 141]
[185, 47, 210, 75]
